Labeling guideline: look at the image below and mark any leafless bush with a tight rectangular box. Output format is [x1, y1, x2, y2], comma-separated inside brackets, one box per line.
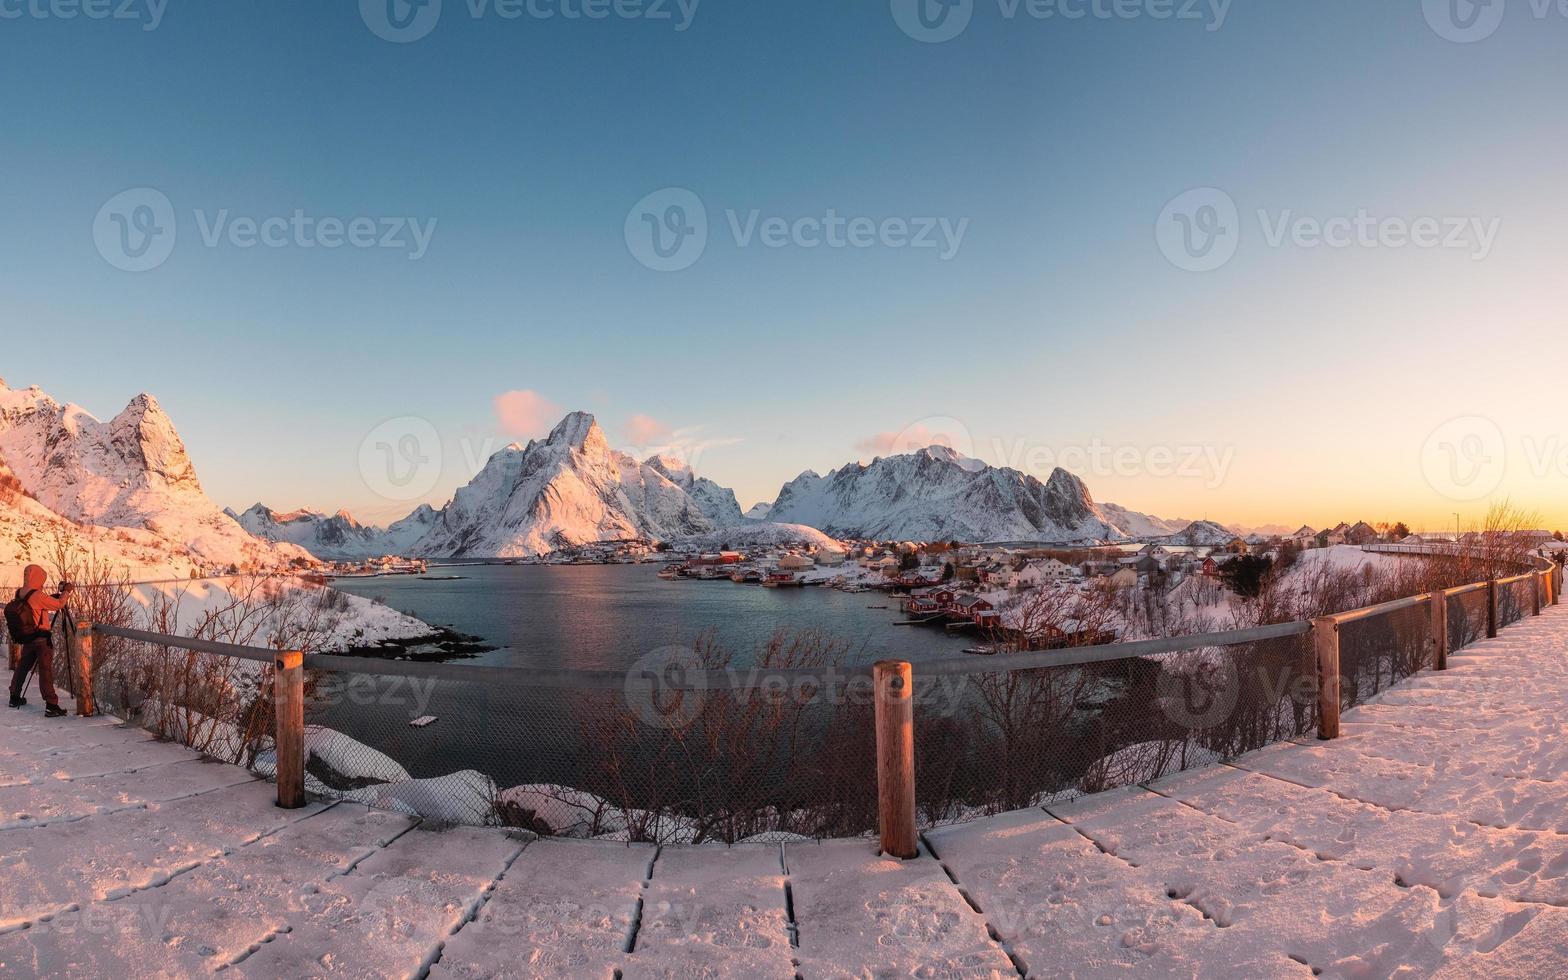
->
[512, 629, 870, 844]
[90, 573, 350, 767]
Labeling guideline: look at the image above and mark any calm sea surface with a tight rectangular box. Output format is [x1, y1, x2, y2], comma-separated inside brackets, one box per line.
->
[323, 565, 971, 788]
[332, 563, 970, 670]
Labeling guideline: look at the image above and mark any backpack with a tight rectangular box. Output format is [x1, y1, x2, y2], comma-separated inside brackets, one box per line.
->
[3, 590, 45, 644]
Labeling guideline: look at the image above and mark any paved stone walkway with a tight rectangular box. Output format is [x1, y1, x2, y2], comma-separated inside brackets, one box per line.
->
[5, 606, 1568, 977]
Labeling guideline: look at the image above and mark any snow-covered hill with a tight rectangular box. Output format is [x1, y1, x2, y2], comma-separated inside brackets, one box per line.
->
[0, 380, 308, 578]
[644, 455, 743, 526]
[410, 413, 732, 558]
[1099, 503, 1182, 538]
[762, 446, 1166, 544]
[228, 502, 439, 560]
[1162, 520, 1238, 547]
[229, 505, 383, 558]
[669, 521, 843, 553]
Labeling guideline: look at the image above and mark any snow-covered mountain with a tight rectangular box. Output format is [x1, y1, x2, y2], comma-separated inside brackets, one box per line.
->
[0, 379, 307, 577]
[764, 446, 1145, 544]
[410, 413, 731, 558]
[383, 503, 441, 553]
[644, 455, 743, 526]
[229, 502, 442, 560]
[1162, 520, 1238, 547]
[743, 502, 773, 521]
[1098, 503, 1182, 539]
[670, 521, 843, 553]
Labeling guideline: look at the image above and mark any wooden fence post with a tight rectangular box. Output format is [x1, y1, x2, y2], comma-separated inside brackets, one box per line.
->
[1429, 592, 1448, 672]
[275, 650, 305, 809]
[1313, 617, 1341, 740]
[873, 660, 917, 859]
[1533, 574, 1543, 617]
[72, 623, 95, 717]
[1486, 580, 1499, 639]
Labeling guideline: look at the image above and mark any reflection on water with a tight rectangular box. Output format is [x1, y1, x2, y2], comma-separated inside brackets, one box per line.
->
[332, 563, 970, 670]
[319, 564, 970, 794]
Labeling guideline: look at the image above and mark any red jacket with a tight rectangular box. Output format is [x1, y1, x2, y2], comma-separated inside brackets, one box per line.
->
[18, 564, 65, 632]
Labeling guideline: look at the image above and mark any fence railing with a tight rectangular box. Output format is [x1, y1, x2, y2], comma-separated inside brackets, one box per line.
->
[59, 554, 1564, 855]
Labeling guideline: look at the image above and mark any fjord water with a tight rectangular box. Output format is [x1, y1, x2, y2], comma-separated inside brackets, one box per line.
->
[323, 564, 971, 792]
[332, 563, 970, 670]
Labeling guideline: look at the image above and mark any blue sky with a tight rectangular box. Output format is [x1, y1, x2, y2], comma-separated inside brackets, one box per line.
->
[3, 1, 1567, 529]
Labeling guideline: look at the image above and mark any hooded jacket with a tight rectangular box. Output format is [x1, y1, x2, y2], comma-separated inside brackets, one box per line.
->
[19, 565, 66, 633]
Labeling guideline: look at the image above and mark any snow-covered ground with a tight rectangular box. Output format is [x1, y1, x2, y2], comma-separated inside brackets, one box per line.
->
[119, 575, 433, 651]
[4, 602, 1568, 974]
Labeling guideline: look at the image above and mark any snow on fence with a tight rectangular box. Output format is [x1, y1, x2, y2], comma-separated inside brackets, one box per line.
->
[63, 558, 1563, 855]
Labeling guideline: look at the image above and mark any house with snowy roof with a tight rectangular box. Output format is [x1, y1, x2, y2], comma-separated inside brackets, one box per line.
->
[1346, 522, 1381, 545]
[1319, 523, 1350, 547]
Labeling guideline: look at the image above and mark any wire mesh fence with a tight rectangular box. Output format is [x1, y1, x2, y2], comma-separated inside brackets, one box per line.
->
[911, 631, 1318, 824]
[1500, 576, 1534, 628]
[1450, 587, 1489, 651]
[1338, 600, 1432, 712]
[85, 628, 279, 773]
[301, 661, 883, 843]
[61, 562, 1561, 845]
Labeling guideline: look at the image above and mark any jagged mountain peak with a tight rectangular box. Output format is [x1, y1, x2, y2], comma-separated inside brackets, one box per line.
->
[546, 411, 607, 453]
[916, 444, 987, 473]
[408, 411, 742, 557]
[0, 380, 307, 572]
[764, 445, 1182, 545]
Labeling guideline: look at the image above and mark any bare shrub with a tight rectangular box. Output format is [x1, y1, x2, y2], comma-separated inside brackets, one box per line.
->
[533, 629, 870, 844]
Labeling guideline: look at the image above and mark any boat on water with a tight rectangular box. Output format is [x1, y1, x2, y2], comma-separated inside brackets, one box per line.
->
[730, 568, 764, 584]
[656, 563, 683, 580]
[963, 644, 998, 656]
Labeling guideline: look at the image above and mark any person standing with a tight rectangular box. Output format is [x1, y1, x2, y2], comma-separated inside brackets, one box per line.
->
[8, 565, 74, 716]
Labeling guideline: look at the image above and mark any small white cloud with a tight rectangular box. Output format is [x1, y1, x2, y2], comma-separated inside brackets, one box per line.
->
[494, 390, 561, 438]
[625, 413, 672, 446]
[856, 423, 964, 457]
